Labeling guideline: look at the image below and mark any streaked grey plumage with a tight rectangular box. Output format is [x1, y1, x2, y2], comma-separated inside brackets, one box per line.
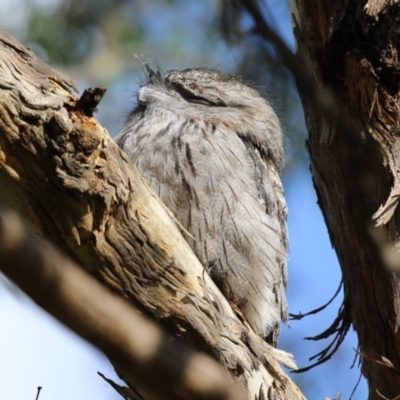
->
[116, 67, 288, 345]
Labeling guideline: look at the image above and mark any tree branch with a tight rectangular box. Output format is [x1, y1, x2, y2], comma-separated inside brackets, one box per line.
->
[0, 27, 303, 399]
[0, 208, 240, 400]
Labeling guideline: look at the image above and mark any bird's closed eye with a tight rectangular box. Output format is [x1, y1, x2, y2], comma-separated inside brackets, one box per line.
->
[187, 97, 213, 106]
[169, 83, 217, 106]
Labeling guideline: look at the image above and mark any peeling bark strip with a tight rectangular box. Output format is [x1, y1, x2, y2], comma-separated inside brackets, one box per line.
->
[0, 28, 304, 400]
[290, 1, 400, 398]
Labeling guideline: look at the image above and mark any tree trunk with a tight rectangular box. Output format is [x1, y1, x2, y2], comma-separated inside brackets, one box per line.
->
[291, 1, 400, 398]
[0, 28, 304, 400]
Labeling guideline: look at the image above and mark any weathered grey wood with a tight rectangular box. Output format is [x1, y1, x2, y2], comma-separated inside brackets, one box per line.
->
[290, 1, 400, 398]
[0, 28, 303, 400]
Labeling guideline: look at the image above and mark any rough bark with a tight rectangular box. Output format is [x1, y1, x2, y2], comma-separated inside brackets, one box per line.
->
[0, 28, 303, 400]
[290, 1, 400, 398]
[0, 208, 241, 400]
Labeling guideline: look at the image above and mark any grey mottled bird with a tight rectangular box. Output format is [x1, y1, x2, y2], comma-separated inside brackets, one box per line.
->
[116, 67, 288, 346]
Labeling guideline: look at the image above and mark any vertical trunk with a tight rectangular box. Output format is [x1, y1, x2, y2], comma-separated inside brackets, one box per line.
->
[291, 1, 400, 398]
